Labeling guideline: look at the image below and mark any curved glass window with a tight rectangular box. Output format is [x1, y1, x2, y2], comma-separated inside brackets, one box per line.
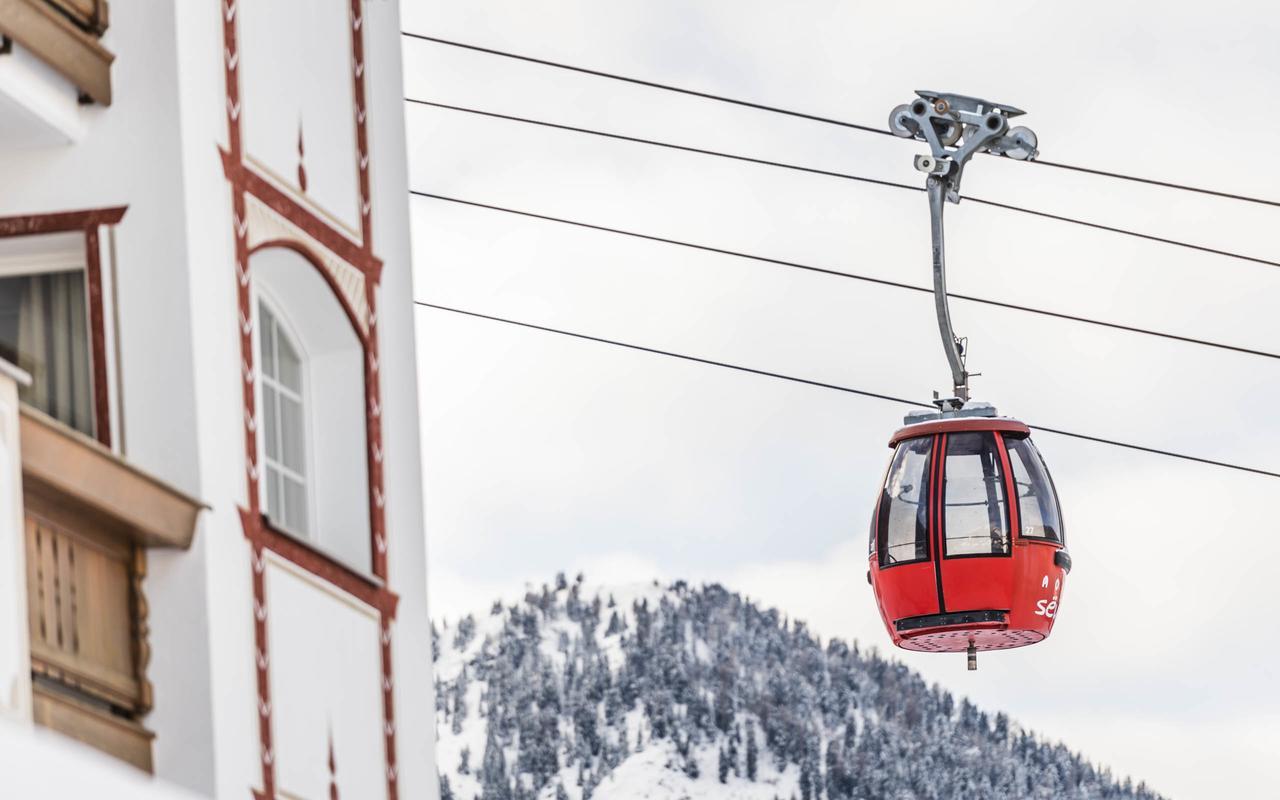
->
[1005, 436, 1064, 543]
[943, 432, 1011, 556]
[876, 436, 932, 567]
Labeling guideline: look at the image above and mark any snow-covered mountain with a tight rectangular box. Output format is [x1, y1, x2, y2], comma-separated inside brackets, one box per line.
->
[432, 576, 1163, 800]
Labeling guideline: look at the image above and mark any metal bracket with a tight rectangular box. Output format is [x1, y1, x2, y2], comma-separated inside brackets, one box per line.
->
[888, 91, 1039, 403]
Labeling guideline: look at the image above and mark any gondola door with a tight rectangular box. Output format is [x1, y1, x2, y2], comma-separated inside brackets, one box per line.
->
[871, 435, 941, 624]
[933, 431, 1018, 613]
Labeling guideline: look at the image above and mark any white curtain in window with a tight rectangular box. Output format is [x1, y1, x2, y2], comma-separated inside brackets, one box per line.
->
[0, 271, 93, 436]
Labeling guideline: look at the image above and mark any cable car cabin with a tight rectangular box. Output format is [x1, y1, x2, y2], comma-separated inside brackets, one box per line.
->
[867, 406, 1071, 666]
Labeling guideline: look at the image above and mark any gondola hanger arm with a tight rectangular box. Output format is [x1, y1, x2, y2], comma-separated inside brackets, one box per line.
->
[889, 91, 1038, 408]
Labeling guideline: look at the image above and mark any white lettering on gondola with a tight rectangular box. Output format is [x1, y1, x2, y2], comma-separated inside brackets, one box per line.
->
[1034, 574, 1061, 618]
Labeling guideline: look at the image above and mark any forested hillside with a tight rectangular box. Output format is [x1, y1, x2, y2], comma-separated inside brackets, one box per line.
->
[432, 576, 1162, 800]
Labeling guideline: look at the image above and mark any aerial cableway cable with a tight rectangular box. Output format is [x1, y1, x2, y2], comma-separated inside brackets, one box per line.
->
[404, 99, 1280, 271]
[413, 300, 1280, 480]
[410, 190, 1280, 363]
[401, 32, 1280, 209]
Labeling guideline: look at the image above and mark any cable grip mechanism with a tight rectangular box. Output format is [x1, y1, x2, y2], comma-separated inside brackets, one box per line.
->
[888, 91, 1038, 405]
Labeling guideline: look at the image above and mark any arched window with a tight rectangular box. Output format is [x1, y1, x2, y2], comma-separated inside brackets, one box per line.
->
[252, 247, 370, 571]
[258, 299, 309, 535]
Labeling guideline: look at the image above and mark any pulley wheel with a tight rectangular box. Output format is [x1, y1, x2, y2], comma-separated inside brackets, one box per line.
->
[934, 118, 962, 146]
[1003, 126, 1038, 160]
[888, 104, 918, 138]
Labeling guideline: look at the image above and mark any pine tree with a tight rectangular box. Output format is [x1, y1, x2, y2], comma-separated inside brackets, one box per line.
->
[434, 579, 1165, 800]
[480, 727, 509, 800]
[605, 610, 624, 636]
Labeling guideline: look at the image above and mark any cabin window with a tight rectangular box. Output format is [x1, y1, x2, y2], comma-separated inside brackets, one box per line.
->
[1005, 436, 1064, 543]
[876, 436, 932, 567]
[942, 432, 1011, 557]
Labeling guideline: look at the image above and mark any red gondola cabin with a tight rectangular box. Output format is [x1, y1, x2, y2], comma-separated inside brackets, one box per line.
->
[868, 406, 1070, 664]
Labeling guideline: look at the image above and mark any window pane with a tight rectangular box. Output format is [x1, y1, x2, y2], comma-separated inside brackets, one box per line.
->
[258, 303, 277, 380]
[262, 384, 279, 461]
[279, 394, 305, 475]
[282, 475, 308, 535]
[943, 432, 1010, 556]
[0, 270, 94, 436]
[266, 465, 282, 524]
[877, 436, 931, 567]
[277, 327, 302, 393]
[1005, 436, 1064, 542]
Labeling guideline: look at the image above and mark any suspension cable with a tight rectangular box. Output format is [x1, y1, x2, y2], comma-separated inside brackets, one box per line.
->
[405, 99, 1280, 271]
[410, 191, 1280, 362]
[401, 32, 1280, 209]
[414, 301, 1280, 480]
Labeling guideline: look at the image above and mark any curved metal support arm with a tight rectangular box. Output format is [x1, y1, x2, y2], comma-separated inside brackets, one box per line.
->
[928, 177, 968, 401]
[889, 91, 1038, 408]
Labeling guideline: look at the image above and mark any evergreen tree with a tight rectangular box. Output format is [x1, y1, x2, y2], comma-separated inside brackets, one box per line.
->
[605, 610, 624, 636]
[432, 579, 1165, 800]
[480, 728, 509, 800]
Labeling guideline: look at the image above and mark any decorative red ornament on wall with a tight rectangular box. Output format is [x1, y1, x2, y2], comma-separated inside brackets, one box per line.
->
[297, 124, 308, 193]
[219, 0, 399, 797]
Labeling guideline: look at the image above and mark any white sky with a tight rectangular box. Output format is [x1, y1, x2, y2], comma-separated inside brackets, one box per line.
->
[401, 2, 1280, 797]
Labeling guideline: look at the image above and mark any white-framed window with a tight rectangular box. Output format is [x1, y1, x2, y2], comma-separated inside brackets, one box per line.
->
[257, 298, 311, 536]
[251, 246, 371, 572]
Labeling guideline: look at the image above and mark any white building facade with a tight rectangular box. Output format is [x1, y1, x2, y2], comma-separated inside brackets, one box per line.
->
[0, 1, 438, 797]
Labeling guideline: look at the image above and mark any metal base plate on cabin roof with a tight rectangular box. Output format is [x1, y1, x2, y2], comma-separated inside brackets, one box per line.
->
[903, 400, 999, 426]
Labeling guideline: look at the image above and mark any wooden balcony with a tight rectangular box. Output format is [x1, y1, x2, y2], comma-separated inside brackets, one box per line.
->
[0, 0, 113, 106]
[18, 405, 202, 771]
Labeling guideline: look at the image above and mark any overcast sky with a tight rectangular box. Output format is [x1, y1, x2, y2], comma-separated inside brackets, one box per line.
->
[400, 3, 1280, 797]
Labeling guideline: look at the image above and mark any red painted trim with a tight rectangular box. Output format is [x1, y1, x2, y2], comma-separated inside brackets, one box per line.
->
[220, 151, 383, 281]
[221, 1, 398, 796]
[248, 239, 370, 347]
[0, 206, 127, 448]
[83, 228, 111, 448]
[246, 511, 399, 618]
[222, 0, 242, 161]
[349, 0, 373, 251]
[0, 206, 127, 237]
[890, 416, 1030, 447]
